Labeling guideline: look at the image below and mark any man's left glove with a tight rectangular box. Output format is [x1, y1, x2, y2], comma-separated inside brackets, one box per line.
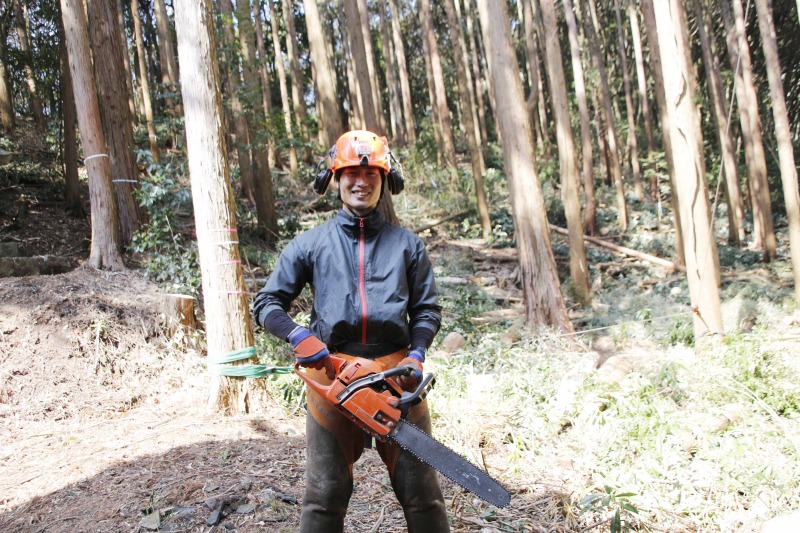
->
[287, 326, 335, 379]
[396, 348, 425, 392]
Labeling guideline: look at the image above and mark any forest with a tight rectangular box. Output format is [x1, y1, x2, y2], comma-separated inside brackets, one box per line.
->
[1, 0, 800, 531]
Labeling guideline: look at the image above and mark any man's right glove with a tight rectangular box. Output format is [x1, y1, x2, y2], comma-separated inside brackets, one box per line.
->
[396, 348, 425, 392]
[287, 326, 334, 379]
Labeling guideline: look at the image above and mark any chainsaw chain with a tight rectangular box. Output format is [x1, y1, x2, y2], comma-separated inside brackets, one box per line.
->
[392, 420, 510, 507]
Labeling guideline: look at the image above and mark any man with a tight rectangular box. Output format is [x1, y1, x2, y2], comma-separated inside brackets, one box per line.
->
[253, 130, 450, 532]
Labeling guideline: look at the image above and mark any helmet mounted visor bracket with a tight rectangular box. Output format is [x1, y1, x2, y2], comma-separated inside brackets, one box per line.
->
[312, 130, 404, 196]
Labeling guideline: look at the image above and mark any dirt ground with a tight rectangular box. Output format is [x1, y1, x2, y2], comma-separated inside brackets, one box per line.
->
[0, 189, 566, 532]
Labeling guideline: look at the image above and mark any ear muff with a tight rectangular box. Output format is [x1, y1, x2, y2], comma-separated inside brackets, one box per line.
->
[386, 152, 405, 195]
[387, 168, 404, 195]
[312, 149, 335, 195]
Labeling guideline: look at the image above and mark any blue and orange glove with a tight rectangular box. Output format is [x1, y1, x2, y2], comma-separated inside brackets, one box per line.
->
[288, 326, 334, 379]
[396, 348, 425, 392]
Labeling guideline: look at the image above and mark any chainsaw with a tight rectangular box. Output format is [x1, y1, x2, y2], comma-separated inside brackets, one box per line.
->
[295, 354, 511, 508]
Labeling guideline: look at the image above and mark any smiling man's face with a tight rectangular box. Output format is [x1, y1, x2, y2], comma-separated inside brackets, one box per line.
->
[337, 166, 383, 216]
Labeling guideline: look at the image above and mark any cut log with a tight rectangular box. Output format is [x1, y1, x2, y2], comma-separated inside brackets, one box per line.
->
[163, 293, 196, 338]
[549, 224, 686, 272]
[411, 210, 470, 234]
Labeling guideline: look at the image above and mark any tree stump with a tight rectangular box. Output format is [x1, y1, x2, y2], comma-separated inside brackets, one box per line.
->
[163, 294, 196, 340]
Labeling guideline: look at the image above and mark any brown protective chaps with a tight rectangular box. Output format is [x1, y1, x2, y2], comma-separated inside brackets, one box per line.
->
[299, 351, 450, 533]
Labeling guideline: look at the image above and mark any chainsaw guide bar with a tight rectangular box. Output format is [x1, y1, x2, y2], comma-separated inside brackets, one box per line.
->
[295, 354, 511, 508]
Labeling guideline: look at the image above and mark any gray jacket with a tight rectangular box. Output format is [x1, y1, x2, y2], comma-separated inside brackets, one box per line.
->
[253, 209, 441, 357]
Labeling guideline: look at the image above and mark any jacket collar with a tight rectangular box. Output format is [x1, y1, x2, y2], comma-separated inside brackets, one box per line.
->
[336, 208, 385, 237]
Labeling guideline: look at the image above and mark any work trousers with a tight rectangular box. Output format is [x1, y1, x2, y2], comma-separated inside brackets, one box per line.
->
[299, 351, 450, 533]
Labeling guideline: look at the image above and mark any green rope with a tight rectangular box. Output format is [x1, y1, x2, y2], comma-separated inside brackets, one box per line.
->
[206, 346, 293, 378]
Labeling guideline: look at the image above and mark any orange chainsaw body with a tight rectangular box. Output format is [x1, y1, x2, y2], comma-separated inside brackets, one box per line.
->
[295, 354, 408, 440]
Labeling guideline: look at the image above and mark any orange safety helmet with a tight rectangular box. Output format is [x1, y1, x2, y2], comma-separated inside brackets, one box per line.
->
[313, 130, 405, 195]
[330, 130, 391, 174]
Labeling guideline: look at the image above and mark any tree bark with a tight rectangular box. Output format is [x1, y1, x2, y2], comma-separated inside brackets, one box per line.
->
[614, 0, 643, 201]
[539, 0, 590, 305]
[59, 15, 83, 216]
[721, 0, 776, 260]
[252, 0, 277, 166]
[282, 0, 311, 164]
[444, 0, 491, 240]
[87, 0, 142, 245]
[640, 0, 685, 266]
[377, 0, 403, 143]
[303, 0, 342, 148]
[582, 0, 627, 230]
[755, 0, 800, 304]
[652, 0, 722, 339]
[562, 0, 596, 236]
[13, 0, 45, 130]
[461, 0, 488, 146]
[0, 42, 14, 132]
[131, 0, 160, 161]
[343, 0, 378, 130]
[419, 0, 457, 168]
[694, 0, 745, 245]
[267, 0, 298, 176]
[218, 0, 256, 204]
[520, 0, 545, 156]
[477, 0, 572, 332]
[174, 0, 267, 415]
[61, 0, 125, 270]
[237, 0, 279, 245]
[628, 3, 654, 159]
[116, 0, 137, 126]
[453, 0, 484, 168]
[153, 0, 179, 112]
[356, 0, 385, 133]
[387, 0, 416, 143]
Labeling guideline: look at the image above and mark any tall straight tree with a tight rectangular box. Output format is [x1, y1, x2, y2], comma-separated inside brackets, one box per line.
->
[153, 0, 179, 111]
[453, 0, 484, 166]
[387, 0, 415, 143]
[251, 0, 277, 166]
[0, 40, 14, 131]
[343, 0, 378, 129]
[12, 0, 45, 129]
[444, 0, 491, 240]
[539, 0, 590, 304]
[174, 0, 267, 414]
[755, 0, 800, 303]
[219, 0, 256, 203]
[116, 0, 137, 125]
[419, 0, 457, 168]
[614, 0, 643, 200]
[694, 0, 745, 245]
[302, 0, 342, 147]
[131, 0, 159, 161]
[61, 0, 125, 270]
[87, 0, 142, 245]
[477, 0, 572, 332]
[721, 0, 776, 259]
[562, 0, 596, 235]
[461, 0, 488, 145]
[652, 0, 722, 339]
[356, 0, 385, 132]
[582, 0, 627, 229]
[378, 0, 403, 143]
[236, 0, 279, 244]
[628, 3, 654, 158]
[267, 0, 298, 176]
[282, 0, 311, 163]
[59, 13, 82, 215]
[520, 0, 545, 152]
[640, 0, 685, 265]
